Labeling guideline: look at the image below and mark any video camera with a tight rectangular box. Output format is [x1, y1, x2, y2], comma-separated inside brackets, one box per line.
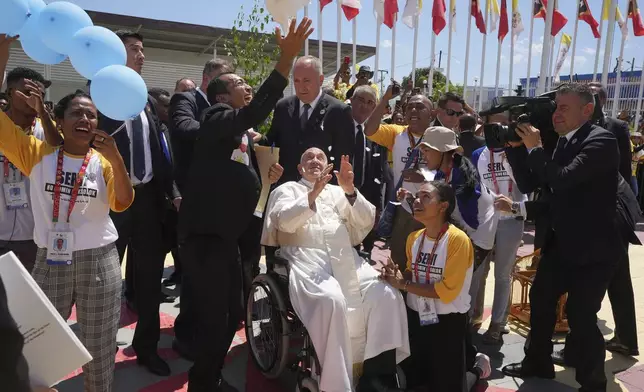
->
[481, 90, 604, 150]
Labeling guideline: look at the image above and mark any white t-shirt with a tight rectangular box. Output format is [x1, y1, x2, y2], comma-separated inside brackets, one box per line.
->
[0, 112, 134, 251]
[472, 147, 527, 219]
[405, 225, 474, 315]
[0, 120, 44, 241]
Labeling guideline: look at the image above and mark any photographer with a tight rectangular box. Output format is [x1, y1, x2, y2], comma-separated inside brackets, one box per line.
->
[501, 83, 620, 392]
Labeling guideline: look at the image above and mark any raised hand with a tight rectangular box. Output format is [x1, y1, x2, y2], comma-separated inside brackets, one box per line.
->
[334, 155, 355, 195]
[15, 79, 46, 115]
[308, 163, 333, 207]
[275, 17, 314, 60]
[0, 34, 18, 84]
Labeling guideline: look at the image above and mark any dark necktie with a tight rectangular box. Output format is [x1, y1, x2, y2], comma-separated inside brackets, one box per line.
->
[354, 124, 365, 188]
[553, 136, 568, 164]
[131, 114, 146, 181]
[300, 103, 311, 131]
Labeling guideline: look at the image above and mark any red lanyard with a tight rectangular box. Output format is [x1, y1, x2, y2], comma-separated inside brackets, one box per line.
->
[489, 150, 512, 195]
[413, 223, 449, 283]
[52, 148, 92, 224]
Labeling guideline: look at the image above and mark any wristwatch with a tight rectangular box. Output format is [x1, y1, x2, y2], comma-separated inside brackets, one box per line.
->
[511, 202, 519, 215]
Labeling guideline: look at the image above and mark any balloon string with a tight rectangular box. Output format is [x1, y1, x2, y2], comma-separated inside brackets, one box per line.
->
[109, 123, 126, 137]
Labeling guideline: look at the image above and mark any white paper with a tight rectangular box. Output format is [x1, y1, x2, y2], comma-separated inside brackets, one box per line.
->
[0, 252, 92, 388]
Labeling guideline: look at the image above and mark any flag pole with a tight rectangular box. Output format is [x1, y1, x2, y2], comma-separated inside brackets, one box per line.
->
[375, 21, 381, 87]
[593, 0, 607, 82]
[463, 4, 473, 103]
[391, 17, 397, 81]
[446, 1, 454, 92]
[337, 0, 342, 72]
[478, 0, 490, 111]
[494, 38, 502, 96]
[304, 6, 310, 55]
[429, 32, 436, 96]
[634, 59, 644, 126]
[412, 16, 419, 86]
[526, 11, 535, 96]
[613, 1, 628, 117]
[318, 1, 323, 62]
[537, 0, 555, 95]
[549, 33, 559, 90]
[570, 4, 580, 79]
[509, 2, 515, 95]
[602, 0, 617, 86]
[352, 18, 357, 83]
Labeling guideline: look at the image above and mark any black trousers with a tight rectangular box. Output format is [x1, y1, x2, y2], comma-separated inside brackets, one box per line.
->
[525, 239, 615, 392]
[607, 240, 638, 349]
[400, 307, 467, 392]
[0, 239, 38, 273]
[180, 234, 241, 391]
[113, 181, 166, 356]
[174, 215, 263, 344]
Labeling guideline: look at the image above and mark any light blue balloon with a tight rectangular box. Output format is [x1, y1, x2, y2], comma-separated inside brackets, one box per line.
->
[19, 7, 66, 65]
[91, 65, 148, 121]
[37, 1, 93, 55]
[7, 0, 45, 36]
[0, 0, 30, 35]
[69, 26, 126, 79]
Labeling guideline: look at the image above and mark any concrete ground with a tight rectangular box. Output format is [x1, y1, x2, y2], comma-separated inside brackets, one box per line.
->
[54, 226, 644, 391]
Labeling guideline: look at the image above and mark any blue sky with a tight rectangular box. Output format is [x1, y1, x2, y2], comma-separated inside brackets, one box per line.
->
[66, 0, 642, 88]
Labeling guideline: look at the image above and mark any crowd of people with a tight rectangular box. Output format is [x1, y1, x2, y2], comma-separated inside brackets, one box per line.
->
[0, 13, 640, 392]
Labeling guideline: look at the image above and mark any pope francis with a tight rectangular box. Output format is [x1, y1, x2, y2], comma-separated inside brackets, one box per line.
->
[261, 148, 410, 392]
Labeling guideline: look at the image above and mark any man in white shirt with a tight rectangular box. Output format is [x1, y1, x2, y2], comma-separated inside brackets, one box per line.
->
[262, 148, 409, 392]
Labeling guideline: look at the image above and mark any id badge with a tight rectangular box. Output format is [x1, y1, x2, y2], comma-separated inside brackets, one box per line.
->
[417, 297, 439, 326]
[3, 181, 28, 210]
[46, 229, 74, 265]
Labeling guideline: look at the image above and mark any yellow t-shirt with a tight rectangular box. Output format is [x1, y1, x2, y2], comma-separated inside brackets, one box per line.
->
[405, 224, 474, 314]
[0, 111, 134, 251]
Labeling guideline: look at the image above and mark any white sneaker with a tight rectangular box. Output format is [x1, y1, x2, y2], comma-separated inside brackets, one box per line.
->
[474, 353, 492, 379]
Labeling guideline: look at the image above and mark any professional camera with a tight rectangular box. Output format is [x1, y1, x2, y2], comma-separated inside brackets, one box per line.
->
[480, 92, 557, 149]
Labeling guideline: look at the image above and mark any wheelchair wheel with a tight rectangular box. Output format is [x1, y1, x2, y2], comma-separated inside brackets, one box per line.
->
[395, 364, 407, 389]
[295, 377, 319, 392]
[246, 273, 290, 379]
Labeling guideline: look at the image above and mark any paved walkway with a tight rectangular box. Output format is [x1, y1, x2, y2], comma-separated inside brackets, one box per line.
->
[54, 226, 644, 391]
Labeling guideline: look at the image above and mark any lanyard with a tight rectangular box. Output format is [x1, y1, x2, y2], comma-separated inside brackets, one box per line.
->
[413, 224, 449, 284]
[52, 148, 92, 224]
[489, 150, 512, 195]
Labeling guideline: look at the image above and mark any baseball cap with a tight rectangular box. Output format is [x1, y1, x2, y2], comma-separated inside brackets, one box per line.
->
[419, 126, 464, 154]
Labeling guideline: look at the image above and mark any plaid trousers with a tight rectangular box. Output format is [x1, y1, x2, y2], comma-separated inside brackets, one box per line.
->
[32, 243, 122, 392]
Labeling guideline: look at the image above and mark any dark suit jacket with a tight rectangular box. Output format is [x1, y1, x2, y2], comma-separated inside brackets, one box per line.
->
[356, 138, 386, 210]
[527, 122, 620, 264]
[264, 93, 354, 184]
[168, 89, 210, 190]
[0, 276, 30, 392]
[458, 131, 486, 158]
[178, 70, 287, 241]
[99, 97, 180, 227]
[602, 116, 632, 184]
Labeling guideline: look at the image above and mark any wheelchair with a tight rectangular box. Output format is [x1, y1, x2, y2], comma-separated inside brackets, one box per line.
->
[246, 248, 407, 392]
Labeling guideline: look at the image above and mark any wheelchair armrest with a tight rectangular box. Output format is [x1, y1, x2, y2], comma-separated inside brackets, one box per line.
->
[265, 246, 289, 267]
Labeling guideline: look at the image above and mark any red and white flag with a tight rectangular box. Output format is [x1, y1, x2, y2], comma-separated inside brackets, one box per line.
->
[342, 0, 361, 20]
[432, 0, 447, 34]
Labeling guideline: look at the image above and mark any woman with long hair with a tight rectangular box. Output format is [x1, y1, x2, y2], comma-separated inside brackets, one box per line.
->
[381, 180, 474, 391]
[0, 90, 134, 391]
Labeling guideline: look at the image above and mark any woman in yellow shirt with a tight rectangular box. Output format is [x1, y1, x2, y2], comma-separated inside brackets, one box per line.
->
[381, 180, 474, 392]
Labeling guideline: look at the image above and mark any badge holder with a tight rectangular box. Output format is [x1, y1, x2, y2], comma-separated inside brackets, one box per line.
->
[46, 223, 74, 266]
[417, 297, 440, 326]
[3, 181, 28, 210]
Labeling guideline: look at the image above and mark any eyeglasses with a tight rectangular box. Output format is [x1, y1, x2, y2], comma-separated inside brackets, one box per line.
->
[444, 108, 464, 117]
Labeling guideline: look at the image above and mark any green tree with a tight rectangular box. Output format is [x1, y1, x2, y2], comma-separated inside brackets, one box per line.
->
[223, 0, 279, 133]
[402, 67, 464, 102]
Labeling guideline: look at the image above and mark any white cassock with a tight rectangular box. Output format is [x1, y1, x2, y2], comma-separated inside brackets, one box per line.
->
[262, 179, 410, 392]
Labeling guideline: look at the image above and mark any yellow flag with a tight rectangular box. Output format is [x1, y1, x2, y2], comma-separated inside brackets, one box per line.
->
[561, 33, 572, 46]
[603, 2, 624, 21]
[489, 0, 500, 31]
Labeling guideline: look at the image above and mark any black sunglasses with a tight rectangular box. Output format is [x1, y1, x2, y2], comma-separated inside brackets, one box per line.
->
[444, 108, 464, 117]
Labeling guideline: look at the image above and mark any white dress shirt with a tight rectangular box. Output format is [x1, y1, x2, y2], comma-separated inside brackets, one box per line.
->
[126, 110, 153, 185]
[299, 90, 323, 120]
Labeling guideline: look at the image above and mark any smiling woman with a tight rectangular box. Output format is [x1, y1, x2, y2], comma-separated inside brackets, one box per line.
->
[0, 90, 133, 391]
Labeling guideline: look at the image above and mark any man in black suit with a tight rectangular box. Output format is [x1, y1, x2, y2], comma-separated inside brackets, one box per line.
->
[176, 18, 310, 392]
[99, 30, 181, 377]
[264, 55, 354, 184]
[458, 114, 486, 158]
[502, 83, 620, 392]
[350, 85, 385, 256]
